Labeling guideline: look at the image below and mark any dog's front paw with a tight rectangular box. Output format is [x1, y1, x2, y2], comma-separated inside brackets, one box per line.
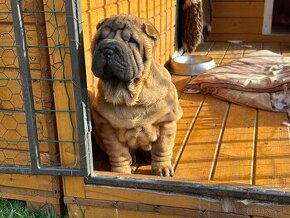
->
[111, 166, 132, 174]
[152, 162, 174, 177]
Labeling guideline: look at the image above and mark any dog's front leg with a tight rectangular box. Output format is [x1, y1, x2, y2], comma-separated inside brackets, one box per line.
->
[107, 144, 132, 174]
[100, 124, 132, 174]
[151, 121, 177, 177]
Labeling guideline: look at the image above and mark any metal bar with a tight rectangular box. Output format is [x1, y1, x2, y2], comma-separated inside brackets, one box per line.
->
[34, 167, 82, 176]
[0, 10, 66, 14]
[0, 78, 21, 81]
[10, 0, 40, 173]
[0, 108, 25, 113]
[38, 139, 77, 143]
[0, 78, 72, 83]
[0, 45, 69, 48]
[0, 165, 82, 176]
[0, 108, 75, 113]
[36, 109, 76, 113]
[87, 175, 290, 204]
[23, 10, 66, 14]
[31, 78, 73, 82]
[0, 166, 31, 174]
[0, 138, 78, 143]
[0, 45, 17, 48]
[65, 0, 93, 176]
[28, 45, 70, 48]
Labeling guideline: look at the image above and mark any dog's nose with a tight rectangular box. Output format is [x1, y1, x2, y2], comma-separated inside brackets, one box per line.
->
[103, 49, 114, 58]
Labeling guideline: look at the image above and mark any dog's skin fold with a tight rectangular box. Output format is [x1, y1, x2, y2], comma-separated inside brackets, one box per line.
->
[89, 15, 182, 176]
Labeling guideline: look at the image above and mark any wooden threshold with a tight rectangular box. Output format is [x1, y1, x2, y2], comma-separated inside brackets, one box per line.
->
[93, 42, 290, 191]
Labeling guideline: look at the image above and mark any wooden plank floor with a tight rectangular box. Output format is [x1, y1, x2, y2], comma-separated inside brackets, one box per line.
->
[94, 42, 290, 190]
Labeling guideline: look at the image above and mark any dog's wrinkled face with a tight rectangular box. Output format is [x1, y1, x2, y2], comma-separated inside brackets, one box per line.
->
[91, 15, 159, 84]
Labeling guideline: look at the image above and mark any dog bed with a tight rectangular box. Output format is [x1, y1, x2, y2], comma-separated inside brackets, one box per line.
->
[184, 50, 290, 115]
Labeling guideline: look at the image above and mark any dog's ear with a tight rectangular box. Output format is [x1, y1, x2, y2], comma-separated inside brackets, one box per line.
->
[142, 20, 159, 41]
[96, 18, 108, 30]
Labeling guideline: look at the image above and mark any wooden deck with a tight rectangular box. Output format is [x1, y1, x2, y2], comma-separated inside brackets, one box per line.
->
[94, 42, 290, 190]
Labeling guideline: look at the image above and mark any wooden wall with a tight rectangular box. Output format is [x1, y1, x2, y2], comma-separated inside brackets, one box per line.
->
[209, 0, 290, 42]
[80, 0, 177, 88]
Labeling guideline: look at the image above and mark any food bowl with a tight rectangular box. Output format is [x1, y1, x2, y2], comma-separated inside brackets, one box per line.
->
[170, 55, 216, 76]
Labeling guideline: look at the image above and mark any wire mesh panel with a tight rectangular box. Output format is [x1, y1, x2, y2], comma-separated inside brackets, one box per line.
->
[0, 0, 92, 176]
[0, 0, 41, 173]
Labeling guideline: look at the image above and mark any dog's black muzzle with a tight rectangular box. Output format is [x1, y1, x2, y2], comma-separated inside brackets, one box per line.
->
[92, 39, 135, 82]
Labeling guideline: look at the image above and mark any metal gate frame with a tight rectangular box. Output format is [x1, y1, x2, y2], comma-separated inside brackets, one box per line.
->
[3, 0, 290, 206]
[0, 0, 93, 176]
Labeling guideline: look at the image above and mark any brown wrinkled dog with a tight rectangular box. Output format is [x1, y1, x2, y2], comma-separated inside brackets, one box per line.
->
[89, 15, 182, 176]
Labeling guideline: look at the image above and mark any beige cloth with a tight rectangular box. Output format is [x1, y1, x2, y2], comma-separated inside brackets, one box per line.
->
[185, 50, 290, 114]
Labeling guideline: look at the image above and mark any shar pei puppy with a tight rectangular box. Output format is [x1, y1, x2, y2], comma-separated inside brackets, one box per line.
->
[89, 15, 182, 176]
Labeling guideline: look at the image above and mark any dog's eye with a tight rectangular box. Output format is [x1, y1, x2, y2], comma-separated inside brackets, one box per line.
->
[128, 37, 137, 44]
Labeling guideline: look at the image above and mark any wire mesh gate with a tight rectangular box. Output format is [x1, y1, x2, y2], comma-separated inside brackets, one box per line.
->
[1, 0, 290, 210]
[0, 0, 92, 176]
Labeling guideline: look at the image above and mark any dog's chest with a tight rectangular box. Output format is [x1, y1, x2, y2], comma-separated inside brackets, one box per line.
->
[116, 125, 159, 150]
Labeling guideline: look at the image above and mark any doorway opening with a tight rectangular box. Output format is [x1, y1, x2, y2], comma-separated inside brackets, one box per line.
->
[263, 0, 290, 34]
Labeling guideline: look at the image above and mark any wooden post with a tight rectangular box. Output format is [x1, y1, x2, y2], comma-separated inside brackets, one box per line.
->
[43, 1, 85, 197]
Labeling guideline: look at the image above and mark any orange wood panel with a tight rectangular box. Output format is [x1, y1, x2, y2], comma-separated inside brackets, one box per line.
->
[104, 3, 118, 17]
[221, 43, 245, 63]
[212, 18, 263, 34]
[174, 96, 229, 181]
[171, 75, 192, 96]
[172, 94, 205, 168]
[212, 104, 257, 184]
[213, 2, 264, 18]
[255, 111, 290, 188]
[129, 0, 139, 16]
[139, 0, 148, 18]
[118, 1, 129, 14]
[262, 42, 282, 54]
[213, 0, 264, 1]
[206, 42, 229, 65]
[208, 33, 290, 43]
[281, 43, 290, 56]
[147, 0, 155, 18]
[84, 185, 222, 212]
[243, 43, 263, 55]
[0, 174, 53, 191]
[68, 204, 117, 218]
[193, 42, 214, 55]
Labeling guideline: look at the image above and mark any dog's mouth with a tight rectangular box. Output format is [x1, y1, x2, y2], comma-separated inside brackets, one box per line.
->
[92, 51, 137, 83]
[103, 64, 114, 80]
[101, 63, 133, 83]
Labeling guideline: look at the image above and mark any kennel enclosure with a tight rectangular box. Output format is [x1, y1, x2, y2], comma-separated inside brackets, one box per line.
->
[0, 0, 290, 218]
[0, 0, 91, 212]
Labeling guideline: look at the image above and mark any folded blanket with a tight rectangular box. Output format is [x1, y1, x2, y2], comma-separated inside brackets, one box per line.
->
[184, 50, 290, 114]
